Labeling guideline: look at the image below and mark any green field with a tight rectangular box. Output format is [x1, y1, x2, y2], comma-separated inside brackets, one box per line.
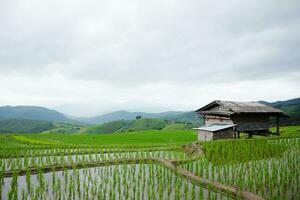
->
[9, 125, 298, 147]
[11, 130, 197, 147]
[0, 126, 299, 199]
[0, 116, 197, 135]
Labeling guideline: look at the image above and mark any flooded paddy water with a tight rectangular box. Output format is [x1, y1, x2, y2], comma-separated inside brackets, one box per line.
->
[1, 164, 233, 200]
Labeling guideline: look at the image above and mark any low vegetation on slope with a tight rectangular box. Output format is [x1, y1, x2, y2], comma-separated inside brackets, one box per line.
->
[40, 122, 83, 134]
[117, 118, 166, 132]
[162, 123, 192, 131]
[0, 119, 55, 133]
[79, 120, 129, 134]
[79, 118, 193, 134]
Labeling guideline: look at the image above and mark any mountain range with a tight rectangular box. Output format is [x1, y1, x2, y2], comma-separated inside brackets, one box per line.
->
[75, 110, 200, 124]
[0, 106, 201, 125]
[0, 97, 299, 133]
[69, 97, 300, 125]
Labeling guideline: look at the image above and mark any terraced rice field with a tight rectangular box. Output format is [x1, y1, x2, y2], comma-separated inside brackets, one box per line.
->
[0, 132, 299, 200]
[180, 138, 300, 199]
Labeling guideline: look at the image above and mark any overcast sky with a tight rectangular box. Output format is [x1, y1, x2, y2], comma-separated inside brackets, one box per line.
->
[0, 0, 300, 117]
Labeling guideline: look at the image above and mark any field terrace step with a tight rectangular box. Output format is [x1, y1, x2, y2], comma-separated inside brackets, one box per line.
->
[2, 157, 264, 200]
[0, 146, 181, 159]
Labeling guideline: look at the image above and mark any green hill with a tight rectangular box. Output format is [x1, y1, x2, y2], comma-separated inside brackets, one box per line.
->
[79, 120, 130, 134]
[260, 97, 300, 125]
[40, 122, 84, 134]
[117, 118, 166, 132]
[0, 117, 193, 134]
[78, 118, 193, 134]
[0, 106, 70, 122]
[0, 119, 55, 133]
[77, 110, 203, 125]
[162, 123, 190, 131]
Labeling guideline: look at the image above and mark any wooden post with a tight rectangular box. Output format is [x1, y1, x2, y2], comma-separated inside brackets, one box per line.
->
[249, 132, 253, 139]
[265, 131, 269, 137]
[276, 116, 280, 136]
[238, 131, 240, 139]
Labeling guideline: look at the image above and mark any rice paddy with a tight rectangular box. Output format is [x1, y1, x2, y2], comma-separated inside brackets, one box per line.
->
[181, 138, 300, 199]
[0, 127, 299, 199]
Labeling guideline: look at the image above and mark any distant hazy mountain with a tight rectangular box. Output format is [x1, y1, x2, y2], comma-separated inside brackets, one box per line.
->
[77, 110, 203, 125]
[0, 105, 202, 126]
[0, 106, 70, 122]
[260, 97, 300, 125]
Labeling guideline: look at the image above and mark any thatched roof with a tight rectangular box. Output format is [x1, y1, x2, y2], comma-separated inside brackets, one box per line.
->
[196, 100, 284, 116]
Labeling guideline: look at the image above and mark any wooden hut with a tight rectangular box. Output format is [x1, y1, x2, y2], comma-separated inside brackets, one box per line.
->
[195, 100, 285, 140]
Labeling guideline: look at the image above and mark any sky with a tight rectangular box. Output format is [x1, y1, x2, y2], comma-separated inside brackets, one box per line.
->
[0, 0, 300, 117]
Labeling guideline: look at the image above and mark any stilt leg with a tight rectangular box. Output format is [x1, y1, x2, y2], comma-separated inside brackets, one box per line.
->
[276, 116, 280, 136]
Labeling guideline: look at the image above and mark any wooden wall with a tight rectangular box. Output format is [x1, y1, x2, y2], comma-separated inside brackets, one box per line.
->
[197, 130, 213, 141]
[232, 114, 270, 132]
[204, 113, 270, 132]
[204, 115, 233, 125]
[197, 128, 234, 141]
[213, 128, 235, 140]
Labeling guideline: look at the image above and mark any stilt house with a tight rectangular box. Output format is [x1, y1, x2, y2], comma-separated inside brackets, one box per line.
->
[195, 100, 285, 141]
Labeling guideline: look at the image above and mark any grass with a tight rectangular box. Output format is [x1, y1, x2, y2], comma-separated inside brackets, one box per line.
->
[13, 135, 60, 145]
[123, 118, 166, 131]
[7, 126, 300, 148]
[271, 125, 300, 137]
[232, 125, 300, 139]
[79, 120, 128, 134]
[162, 123, 188, 131]
[12, 130, 197, 147]
[182, 137, 300, 199]
[201, 138, 288, 165]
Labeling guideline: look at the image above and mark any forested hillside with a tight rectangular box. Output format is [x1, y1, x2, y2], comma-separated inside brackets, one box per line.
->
[0, 119, 54, 133]
[78, 118, 195, 134]
[0, 106, 70, 122]
[261, 97, 300, 125]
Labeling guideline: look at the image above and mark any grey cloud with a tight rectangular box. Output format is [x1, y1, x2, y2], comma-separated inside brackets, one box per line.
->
[0, 0, 299, 115]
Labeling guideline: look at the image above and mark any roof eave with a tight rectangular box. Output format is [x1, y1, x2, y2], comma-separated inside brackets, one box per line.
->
[195, 100, 220, 112]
